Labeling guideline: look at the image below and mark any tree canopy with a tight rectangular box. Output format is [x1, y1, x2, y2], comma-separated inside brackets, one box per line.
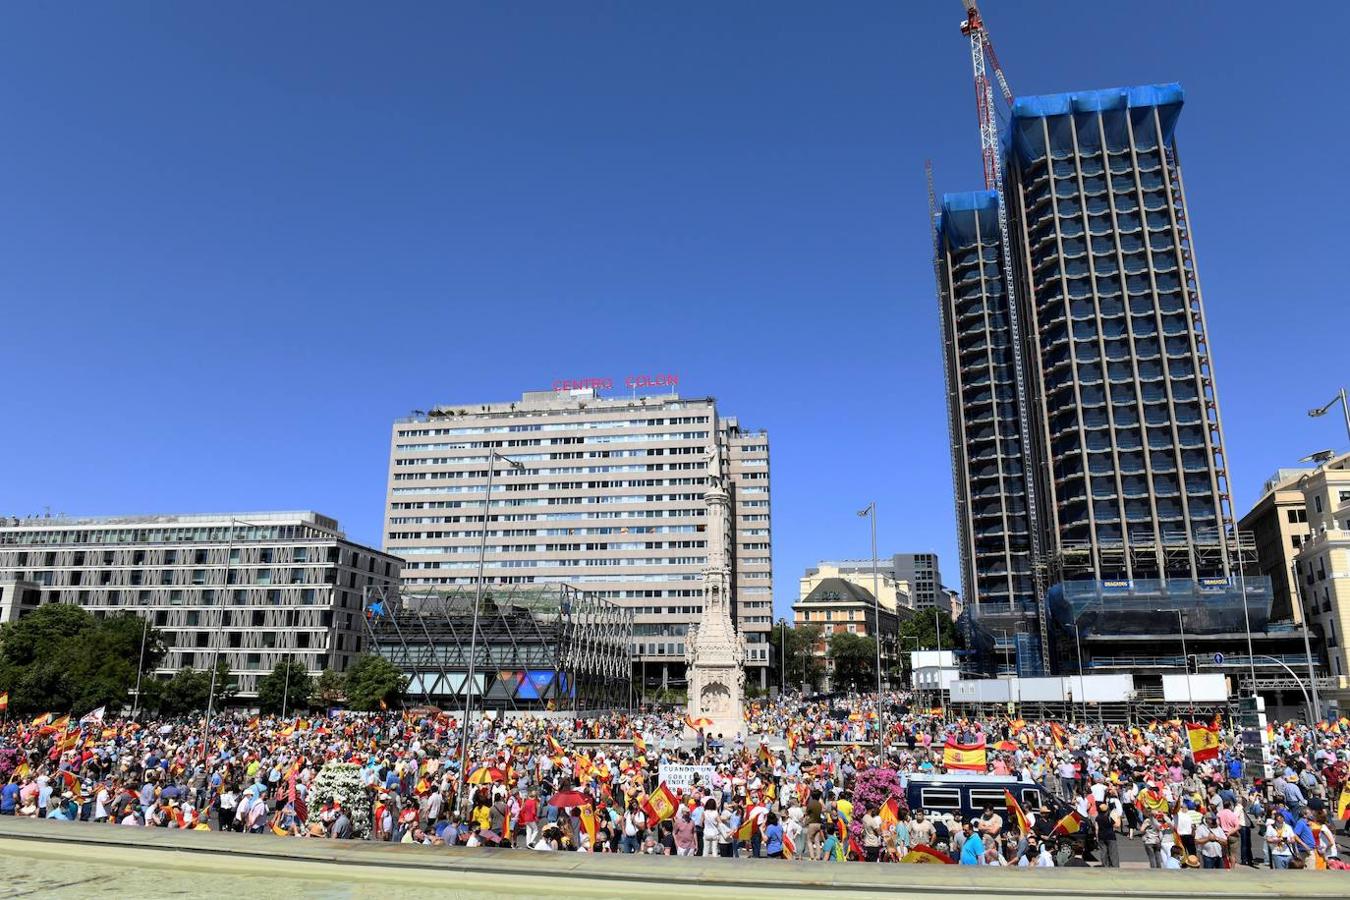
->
[343, 654, 405, 711]
[769, 623, 825, 692]
[256, 659, 314, 715]
[0, 604, 165, 714]
[828, 631, 877, 691]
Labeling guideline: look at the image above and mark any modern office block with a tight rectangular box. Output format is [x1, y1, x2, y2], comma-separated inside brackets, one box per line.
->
[0, 512, 401, 696]
[384, 388, 772, 686]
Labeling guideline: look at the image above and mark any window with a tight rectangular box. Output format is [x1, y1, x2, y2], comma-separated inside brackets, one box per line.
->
[194, 549, 208, 565]
[1315, 496, 1324, 514]
[259, 549, 274, 564]
[293, 547, 308, 563]
[919, 788, 961, 812]
[970, 788, 1013, 811]
[1340, 490, 1350, 504]
[192, 569, 206, 585]
[1287, 508, 1308, 524]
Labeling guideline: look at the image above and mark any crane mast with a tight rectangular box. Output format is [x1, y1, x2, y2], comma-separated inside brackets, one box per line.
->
[957, 1, 1049, 669]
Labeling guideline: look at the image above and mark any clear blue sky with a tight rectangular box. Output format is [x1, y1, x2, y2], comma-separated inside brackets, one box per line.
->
[3, 2, 1345, 622]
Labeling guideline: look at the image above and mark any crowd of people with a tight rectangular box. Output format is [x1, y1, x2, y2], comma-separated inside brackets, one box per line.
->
[2, 693, 1347, 873]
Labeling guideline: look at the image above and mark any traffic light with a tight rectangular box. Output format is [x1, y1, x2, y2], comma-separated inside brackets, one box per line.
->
[1186, 654, 1199, 674]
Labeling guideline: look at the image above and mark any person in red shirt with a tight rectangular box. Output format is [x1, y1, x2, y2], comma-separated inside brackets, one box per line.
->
[519, 788, 540, 847]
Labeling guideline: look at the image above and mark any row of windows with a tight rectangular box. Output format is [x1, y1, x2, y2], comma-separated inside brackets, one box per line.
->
[397, 416, 711, 438]
[387, 525, 701, 539]
[408, 556, 708, 570]
[388, 508, 706, 520]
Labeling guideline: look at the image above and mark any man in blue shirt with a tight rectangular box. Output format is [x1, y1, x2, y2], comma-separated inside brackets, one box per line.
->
[959, 822, 985, 865]
[1, 781, 19, 815]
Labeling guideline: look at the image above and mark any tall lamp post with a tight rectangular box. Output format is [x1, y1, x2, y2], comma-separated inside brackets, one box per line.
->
[1160, 608, 1192, 707]
[1288, 561, 1323, 724]
[456, 450, 523, 811]
[858, 502, 885, 758]
[778, 618, 788, 699]
[1065, 623, 1086, 722]
[1308, 387, 1350, 445]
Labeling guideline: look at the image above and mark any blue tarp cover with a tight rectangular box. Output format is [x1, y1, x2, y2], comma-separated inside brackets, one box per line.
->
[938, 190, 1000, 250]
[1008, 83, 1184, 165]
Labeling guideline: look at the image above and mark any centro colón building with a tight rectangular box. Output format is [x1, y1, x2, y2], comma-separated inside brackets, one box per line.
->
[936, 84, 1277, 678]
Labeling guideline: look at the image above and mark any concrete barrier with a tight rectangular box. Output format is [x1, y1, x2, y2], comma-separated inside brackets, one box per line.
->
[0, 817, 1339, 899]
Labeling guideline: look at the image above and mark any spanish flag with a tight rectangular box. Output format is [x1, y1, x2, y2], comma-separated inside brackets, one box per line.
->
[879, 797, 900, 830]
[942, 737, 987, 772]
[786, 731, 798, 753]
[633, 735, 648, 755]
[1185, 721, 1221, 762]
[1009, 718, 1026, 734]
[1051, 810, 1086, 836]
[1049, 722, 1066, 750]
[0, 692, 8, 712]
[900, 844, 955, 864]
[640, 782, 679, 824]
[782, 830, 797, 859]
[1335, 784, 1350, 823]
[734, 814, 758, 842]
[579, 804, 598, 847]
[545, 734, 563, 755]
[758, 742, 774, 765]
[1004, 789, 1030, 835]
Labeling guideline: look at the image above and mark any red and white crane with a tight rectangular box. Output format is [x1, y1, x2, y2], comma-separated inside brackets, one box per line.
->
[953, 2, 1049, 663]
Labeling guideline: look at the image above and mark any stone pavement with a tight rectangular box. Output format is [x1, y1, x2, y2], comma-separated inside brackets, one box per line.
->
[0, 818, 1343, 900]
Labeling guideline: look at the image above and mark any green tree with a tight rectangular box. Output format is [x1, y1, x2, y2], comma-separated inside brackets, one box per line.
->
[769, 624, 826, 693]
[315, 668, 346, 706]
[156, 667, 212, 716]
[828, 632, 876, 691]
[0, 605, 165, 714]
[343, 654, 405, 711]
[256, 660, 314, 715]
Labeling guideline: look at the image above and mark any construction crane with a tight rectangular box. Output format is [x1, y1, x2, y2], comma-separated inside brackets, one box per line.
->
[955, 1, 1050, 671]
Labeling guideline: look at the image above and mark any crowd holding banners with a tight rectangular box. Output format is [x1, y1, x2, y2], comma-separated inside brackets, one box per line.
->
[0, 692, 1346, 872]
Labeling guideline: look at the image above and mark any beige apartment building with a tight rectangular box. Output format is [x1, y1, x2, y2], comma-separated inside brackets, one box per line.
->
[1293, 454, 1350, 682]
[798, 562, 910, 613]
[1238, 468, 1313, 623]
[384, 387, 773, 688]
[0, 512, 401, 697]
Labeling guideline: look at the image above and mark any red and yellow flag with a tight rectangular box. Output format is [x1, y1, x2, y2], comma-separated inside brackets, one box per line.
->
[640, 782, 679, 824]
[545, 734, 563, 755]
[1185, 721, 1221, 762]
[1051, 810, 1086, 836]
[1004, 789, 1030, 835]
[633, 735, 648, 755]
[1049, 722, 1066, 750]
[782, 830, 797, 859]
[942, 737, 987, 772]
[579, 804, 598, 847]
[734, 814, 757, 842]
[879, 797, 900, 830]
[900, 844, 955, 864]
[1334, 784, 1350, 823]
[0, 692, 8, 712]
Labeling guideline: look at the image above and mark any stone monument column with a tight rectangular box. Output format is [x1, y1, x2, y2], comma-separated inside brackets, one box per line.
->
[685, 466, 745, 741]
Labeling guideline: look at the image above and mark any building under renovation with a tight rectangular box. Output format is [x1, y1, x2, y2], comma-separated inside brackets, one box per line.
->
[363, 583, 632, 712]
[932, 5, 1325, 697]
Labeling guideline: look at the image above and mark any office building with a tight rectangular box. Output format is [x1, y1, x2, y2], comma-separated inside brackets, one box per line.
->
[936, 84, 1274, 677]
[384, 387, 773, 687]
[0, 512, 401, 697]
[1238, 468, 1314, 623]
[809, 553, 944, 610]
[799, 561, 911, 613]
[1292, 454, 1350, 684]
[792, 576, 908, 692]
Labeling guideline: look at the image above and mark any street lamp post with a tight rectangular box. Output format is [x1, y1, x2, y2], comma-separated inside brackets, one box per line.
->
[1288, 561, 1323, 724]
[1066, 623, 1086, 722]
[1160, 608, 1192, 708]
[778, 619, 787, 699]
[858, 503, 885, 759]
[131, 614, 150, 720]
[281, 653, 292, 719]
[1308, 387, 1350, 445]
[456, 450, 523, 812]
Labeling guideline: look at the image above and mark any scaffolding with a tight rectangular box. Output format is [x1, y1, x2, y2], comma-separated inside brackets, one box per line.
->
[362, 583, 633, 713]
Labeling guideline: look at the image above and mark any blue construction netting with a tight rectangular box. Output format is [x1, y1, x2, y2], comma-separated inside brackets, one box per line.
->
[938, 190, 1001, 249]
[1007, 82, 1184, 164]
